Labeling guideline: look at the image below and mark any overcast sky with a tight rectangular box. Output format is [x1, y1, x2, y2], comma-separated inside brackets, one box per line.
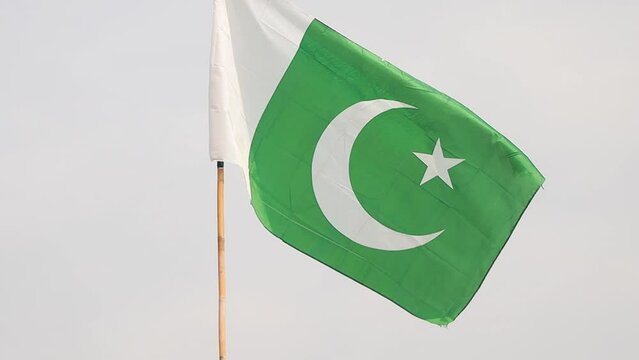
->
[1, 0, 638, 359]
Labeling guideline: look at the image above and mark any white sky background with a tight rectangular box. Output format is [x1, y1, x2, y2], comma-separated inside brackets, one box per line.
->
[1, 0, 638, 359]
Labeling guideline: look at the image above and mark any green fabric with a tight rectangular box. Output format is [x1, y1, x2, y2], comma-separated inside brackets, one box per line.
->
[248, 20, 544, 325]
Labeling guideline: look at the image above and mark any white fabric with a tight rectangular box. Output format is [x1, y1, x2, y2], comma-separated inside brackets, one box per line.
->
[209, 0, 312, 174]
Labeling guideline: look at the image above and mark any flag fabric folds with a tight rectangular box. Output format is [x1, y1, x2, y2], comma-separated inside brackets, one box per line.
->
[210, 0, 544, 325]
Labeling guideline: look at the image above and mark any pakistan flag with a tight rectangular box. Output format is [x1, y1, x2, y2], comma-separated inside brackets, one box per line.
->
[210, 0, 544, 325]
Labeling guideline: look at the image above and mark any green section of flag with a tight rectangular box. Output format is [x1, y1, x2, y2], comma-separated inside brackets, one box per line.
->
[249, 20, 544, 325]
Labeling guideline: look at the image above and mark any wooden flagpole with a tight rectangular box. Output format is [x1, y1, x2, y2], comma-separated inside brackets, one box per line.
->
[216, 161, 227, 360]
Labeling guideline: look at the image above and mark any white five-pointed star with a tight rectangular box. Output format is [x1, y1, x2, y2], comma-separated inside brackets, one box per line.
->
[413, 139, 464, 189]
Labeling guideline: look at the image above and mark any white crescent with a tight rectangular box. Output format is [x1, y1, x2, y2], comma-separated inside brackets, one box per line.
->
[311, 99, 444, 251]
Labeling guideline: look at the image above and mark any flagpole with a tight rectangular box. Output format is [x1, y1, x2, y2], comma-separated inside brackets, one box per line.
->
[216, 161, 227, 360]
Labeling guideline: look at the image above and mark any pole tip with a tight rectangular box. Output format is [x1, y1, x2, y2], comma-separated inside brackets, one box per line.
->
[217, 161, 225, 169]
